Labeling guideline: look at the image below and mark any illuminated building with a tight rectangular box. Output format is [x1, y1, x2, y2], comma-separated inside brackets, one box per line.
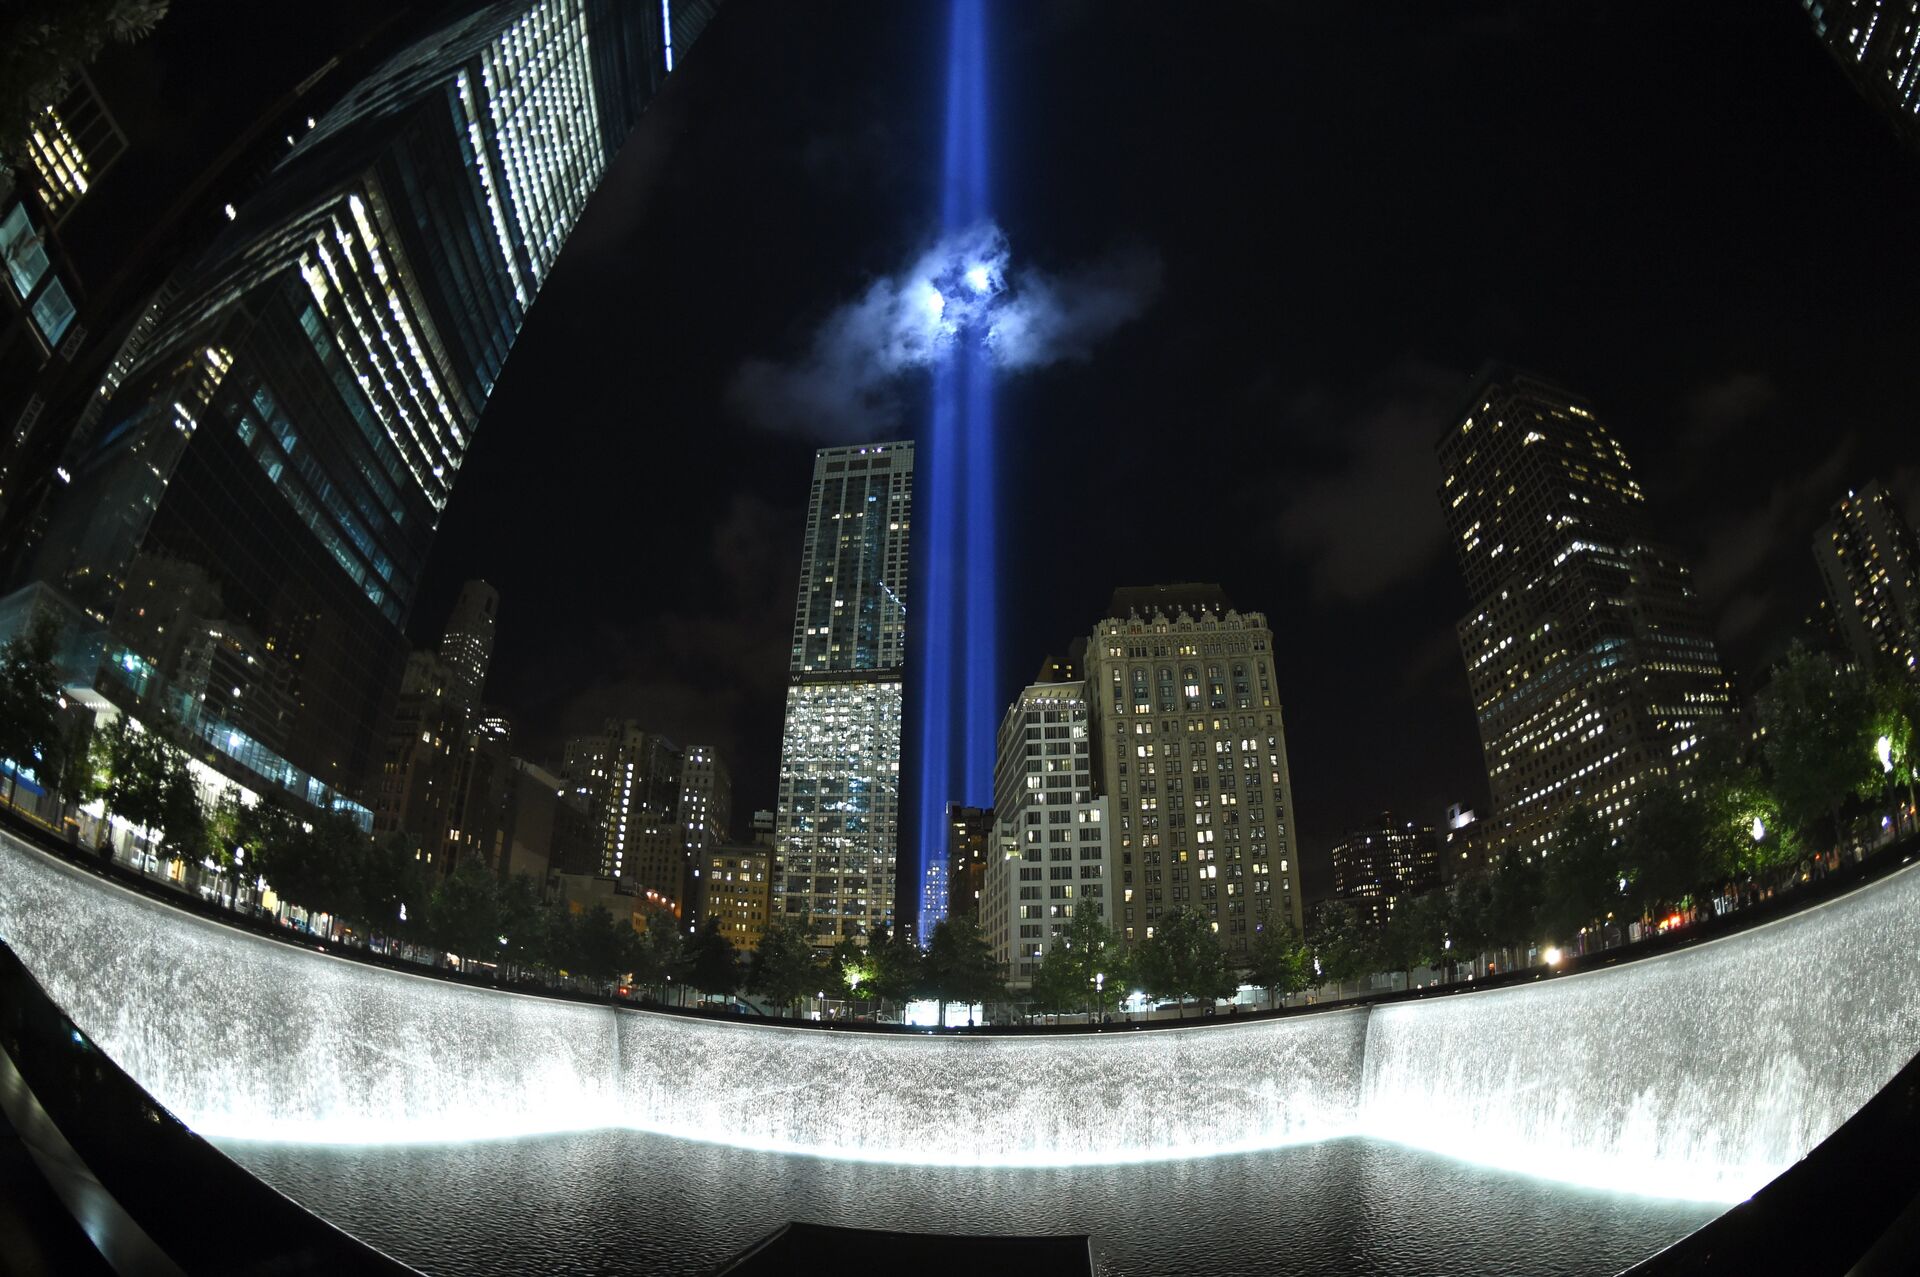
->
[1329, 814, 1440, 931]
[27, 0, 714, 802]
[774, 441, 913, 948]
[1815, 480, 1920, 679]
[438, 580, 498, 719]
[1803, 1, 1920, 153]
[697, 846, 771, 951]
[562, 722, 682, 888]
[22, 73, 128, 226]
[944, 803, 992, 924]
[1437, 365, 1735, 856]
[986, 664, 1108, 986]
[1085, 586, 1303, 953]
[1439, 803, 1498, 884]
[678, 745, 734, 862]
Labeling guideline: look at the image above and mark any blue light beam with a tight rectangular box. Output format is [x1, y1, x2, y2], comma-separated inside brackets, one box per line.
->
[914, 0, 994, 942]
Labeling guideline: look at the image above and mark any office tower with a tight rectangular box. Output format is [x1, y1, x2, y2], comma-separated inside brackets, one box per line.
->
[561, 720, 683, 890]
[944, 804, 992, 924]
[985, 666, 1109, 987]
[1815, 480, 1920, 679]
[371, 649, 460, 851]
[438, 580, 498, 719]
[773, 441, 914, 948]
[1803, 1, 1920, 154]
[1437, 365, 1735, 856]
[1329, 813, 1441, 931]
[697, 846, 772, 951]
[1085, 585, 1304, 952]
[679, 745, 733, 860]
[27, 0, 713, 805]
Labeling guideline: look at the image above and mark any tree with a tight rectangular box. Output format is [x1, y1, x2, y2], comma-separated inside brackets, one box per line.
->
[747, 920, 820, 1017]
[1027, 908, 1126, 1018]
[1485, 850, 1542, 965]
[51, 709, 101, 830]
[492, 871, 545, 973]
[1621, 782, 1727, 919]
[631, 905, 691, 1002]
[1539, 806, 1623, 943]
[864, 926, 922, 1019]
[1307, 901, 1375, 999]
[1378, 890, 1453, 987]
[1244, 918, 1311, 1008]
[1134, 906, 1236, 1015]
[1446, 872, 1495, 972]
[154, 746, 207, 866]
[828, 938, 872, 1006]
[1757, 642, 1878, 847]
[104, 716, 170, 854]
[686, 918, 741, 1002]
[0, 1, 169, 167]
[1869, 670, 1920, 834]
[358, 835, 435, 943]
[428, 855, 504, 963]
[572, 905, 626, 985]
[0, 615, 62, 808]
[919, 918, 1002, 1025]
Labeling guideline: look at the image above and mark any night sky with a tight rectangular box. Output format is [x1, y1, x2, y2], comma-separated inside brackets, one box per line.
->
[127, 1, 1920, 901]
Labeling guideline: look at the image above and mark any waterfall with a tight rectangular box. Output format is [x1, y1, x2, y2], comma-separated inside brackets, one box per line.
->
[4, 831, 1916, 1199]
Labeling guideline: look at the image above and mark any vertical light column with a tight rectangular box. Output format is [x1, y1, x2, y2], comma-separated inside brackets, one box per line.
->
[914, 0, 994, 942]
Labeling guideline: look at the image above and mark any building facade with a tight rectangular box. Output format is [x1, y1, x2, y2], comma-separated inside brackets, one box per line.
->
[438, 579, 498, 719]
[773, 441, 913, 948]
[27, 0, 714, 805]
[1329, 813, 1441, 930]
[944, 803, 992, 925]
[985, 669, 1109, 987]
[1803, 1, 1920, 154]
[1437, 366, 1735, 856]
[1815, 480, 1920, 679]
[1085, 585, 1304, 953]
[698, 846, 772, 952]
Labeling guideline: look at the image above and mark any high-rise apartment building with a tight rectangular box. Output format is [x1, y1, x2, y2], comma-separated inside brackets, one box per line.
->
[1437, 365, 1735, 855]
[1329, 814, 1441, 931]
[944, 803, 992, 924]
[1815, 480, 1920, 679]
[774, 441, 913, 948]
[28, 0, 714, 804]
[985, 667, 1109, 987]
[438, 580, 498, 719]
[1803, 1, 1920, 153]
[1085, 586, 1304, 953]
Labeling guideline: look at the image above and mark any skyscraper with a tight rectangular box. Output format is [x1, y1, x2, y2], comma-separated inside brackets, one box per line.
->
[28, 0, 714, 804]
[1084, 585, 1304, 952]
[1437, 365, 1735, 856]
[1815, 480, 1920, 679]
[1803, 1, 1920, 154]
[774, 441, 913, 948]
[985, 666, 1108, 987]
[561, 720, 683, 891]
[1329, 814, 1441, 931]
[438, 579, 498, 719]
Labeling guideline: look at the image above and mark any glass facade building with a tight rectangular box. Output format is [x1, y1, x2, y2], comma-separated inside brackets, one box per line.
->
[774, 442, 914, 947]
[30, 0, 716, 802]
[1815, 480, 1920, 679]
[1804, 0, 1920, 153]
[1437, 365, 1735, 857]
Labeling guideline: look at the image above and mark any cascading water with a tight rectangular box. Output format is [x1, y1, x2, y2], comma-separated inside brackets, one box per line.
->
[4, 831, 1918, 1199]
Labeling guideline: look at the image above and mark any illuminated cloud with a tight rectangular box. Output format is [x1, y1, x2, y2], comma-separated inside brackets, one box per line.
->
[728, 220, 1160, 438]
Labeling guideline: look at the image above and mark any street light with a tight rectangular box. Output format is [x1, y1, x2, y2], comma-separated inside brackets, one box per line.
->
[1876, 735, 1895, 775]
[1751, 816, 1766, 843]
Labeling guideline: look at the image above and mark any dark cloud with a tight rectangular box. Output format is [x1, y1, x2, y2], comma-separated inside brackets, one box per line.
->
[1681, 371, 1779, 451]
[1270, 364, 1460, 603]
